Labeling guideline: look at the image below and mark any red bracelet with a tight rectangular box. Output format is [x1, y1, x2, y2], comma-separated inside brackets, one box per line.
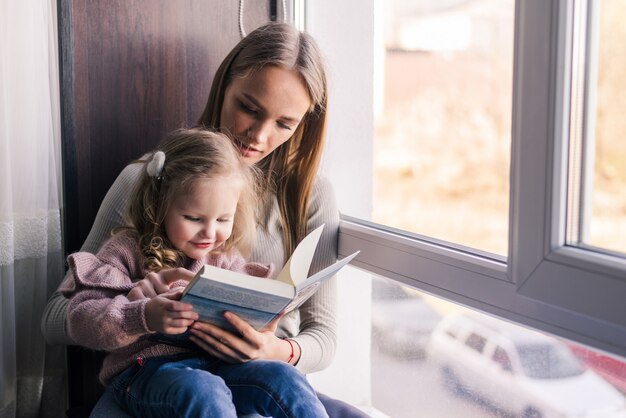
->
[285, 339, 295, 364]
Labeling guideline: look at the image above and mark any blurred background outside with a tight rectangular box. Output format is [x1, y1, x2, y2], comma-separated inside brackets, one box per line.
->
[372, 0, 625, 256]
[369, 0, 626, 416]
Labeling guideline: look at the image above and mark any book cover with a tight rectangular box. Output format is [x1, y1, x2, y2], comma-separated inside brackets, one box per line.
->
[150, 224, 359, 344]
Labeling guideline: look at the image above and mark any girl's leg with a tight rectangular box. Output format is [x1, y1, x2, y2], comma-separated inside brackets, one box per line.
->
[210, 360, 329, 418]
[111, 356, 238, 418]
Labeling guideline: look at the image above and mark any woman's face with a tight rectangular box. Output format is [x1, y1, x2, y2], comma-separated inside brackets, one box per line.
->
[220, 65, 312, 164]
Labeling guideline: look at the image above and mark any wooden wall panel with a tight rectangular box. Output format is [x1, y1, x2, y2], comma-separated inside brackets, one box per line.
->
[60, 0, 270, 254]
[59, 1, 272, 414]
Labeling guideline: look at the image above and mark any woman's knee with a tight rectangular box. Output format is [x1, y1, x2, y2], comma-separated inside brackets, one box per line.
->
[159, 368, 237, 416]
[164, 367, 231, 397]
[252, 361, 312, 390]
[253, 360, 300, 375]
[226, 361, 327, 418]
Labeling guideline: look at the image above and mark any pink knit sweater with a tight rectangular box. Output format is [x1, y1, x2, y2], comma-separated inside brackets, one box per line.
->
[60, 230, 272, 385]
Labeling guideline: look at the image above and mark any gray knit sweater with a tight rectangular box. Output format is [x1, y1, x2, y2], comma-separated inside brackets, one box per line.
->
[42, 162, 340, 375]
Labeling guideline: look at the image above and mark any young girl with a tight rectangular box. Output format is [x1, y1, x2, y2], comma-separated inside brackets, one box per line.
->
[60, 128, 329, 418]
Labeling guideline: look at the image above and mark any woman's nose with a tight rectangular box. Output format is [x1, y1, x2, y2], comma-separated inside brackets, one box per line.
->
[248, 120, 271, 144]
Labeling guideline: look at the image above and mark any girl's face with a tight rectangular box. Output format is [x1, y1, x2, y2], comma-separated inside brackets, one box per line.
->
[220, 65, 312, 164]
[164, 177, 241, 260]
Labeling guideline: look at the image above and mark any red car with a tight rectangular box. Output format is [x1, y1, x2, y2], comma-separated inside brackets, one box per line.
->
[567, 343, 626, 394]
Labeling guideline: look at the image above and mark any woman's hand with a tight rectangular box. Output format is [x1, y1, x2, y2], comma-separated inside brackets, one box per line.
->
[144, 289, 198, 334]
[189, 312, 300, 364]
[128, 268, 195, 301]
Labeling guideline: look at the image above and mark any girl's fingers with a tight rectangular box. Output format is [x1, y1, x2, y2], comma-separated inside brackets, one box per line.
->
[129, 281, 157, 299]
[162, 298, 195, 312]
[163, 326, 190, 334]
[165, 318, 196, 328]
[160, 268, 195, 285]
[144, 272, 170, 294]
[171, 309, 199, 320]
[159, 289, 185, 301]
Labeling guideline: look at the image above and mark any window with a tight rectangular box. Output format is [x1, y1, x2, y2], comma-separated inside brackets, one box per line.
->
[492, 346, 512, 372]
[368, 277, 626, 417]
[301, 1, 626, 413]
[465, 333, 487, 353]
[445, 327, 459, 340]
[373, 0, 514, 256]
[565, 0, 626, 256]
[307, 0, 626, 363]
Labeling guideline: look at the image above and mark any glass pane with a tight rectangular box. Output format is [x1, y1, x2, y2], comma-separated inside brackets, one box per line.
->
[370, 276, 626, 417]
[372, 0, 514, 256]
[587, 0, 626, 254]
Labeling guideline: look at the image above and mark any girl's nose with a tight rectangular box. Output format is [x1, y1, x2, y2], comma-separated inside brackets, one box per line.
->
[202, 222, 216, 239]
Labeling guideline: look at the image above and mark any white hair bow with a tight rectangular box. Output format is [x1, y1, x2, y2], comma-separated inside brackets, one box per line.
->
[146, 151, 166, 179]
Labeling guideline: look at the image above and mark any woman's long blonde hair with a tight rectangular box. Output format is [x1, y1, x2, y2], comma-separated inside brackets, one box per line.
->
[197, 22, 328, 257]
[125, 128, 259, 272]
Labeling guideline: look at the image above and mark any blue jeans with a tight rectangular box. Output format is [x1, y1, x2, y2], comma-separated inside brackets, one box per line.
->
[110, 354, 329, 418]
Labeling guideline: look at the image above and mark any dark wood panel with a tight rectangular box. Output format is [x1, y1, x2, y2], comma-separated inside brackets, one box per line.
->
[61, 0, 272, 255]
[59, 1, 272, 414]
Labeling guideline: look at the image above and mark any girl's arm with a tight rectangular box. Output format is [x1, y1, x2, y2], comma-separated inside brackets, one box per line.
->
[67, 283, 196, 351]
[63, 234, 197, 351]
[66, 287, 150, 351]
[61, 233, 149, 350]
[41, 163, 144, 345]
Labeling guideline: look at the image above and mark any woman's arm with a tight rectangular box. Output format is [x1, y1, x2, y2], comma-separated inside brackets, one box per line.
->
[187, 177, 340, 373]
[40, 163, 144, 345]
[288, 176, 340, 373]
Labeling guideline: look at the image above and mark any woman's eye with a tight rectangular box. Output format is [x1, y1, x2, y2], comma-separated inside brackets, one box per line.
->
[277, 121, 292, 131]
[238, 101, 257, 115]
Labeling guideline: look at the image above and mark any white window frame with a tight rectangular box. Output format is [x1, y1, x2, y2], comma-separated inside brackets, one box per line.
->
[305, 0, 626, 360]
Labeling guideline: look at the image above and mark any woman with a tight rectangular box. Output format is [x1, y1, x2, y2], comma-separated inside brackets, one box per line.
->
[42, 22, 367, 417]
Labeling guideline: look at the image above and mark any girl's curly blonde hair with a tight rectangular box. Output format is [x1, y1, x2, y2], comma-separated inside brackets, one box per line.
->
[124, 128, 259, 272]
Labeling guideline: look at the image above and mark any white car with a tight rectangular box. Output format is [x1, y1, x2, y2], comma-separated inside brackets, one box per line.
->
[427, 313, 626, 418]
[371, 280, 442, 359]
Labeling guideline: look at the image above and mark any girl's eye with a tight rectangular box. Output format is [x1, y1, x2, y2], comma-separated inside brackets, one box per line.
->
[184, 215, 201, 222]
[217, 218, 233, 223]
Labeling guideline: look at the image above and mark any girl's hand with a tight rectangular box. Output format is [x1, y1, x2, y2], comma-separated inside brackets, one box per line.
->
[189, 312, 300, 364]
[144, 289, 198, 334]
[128, 268, 195, 301]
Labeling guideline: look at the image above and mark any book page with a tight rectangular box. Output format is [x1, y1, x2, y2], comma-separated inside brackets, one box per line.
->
[280, 251, 360, 314]
[280, 282, 322, 314]
[294, 251, 359, 292]
[275, 224, 325, 286]
[187, 265, 294, 299]
[185, 276, 292, 312]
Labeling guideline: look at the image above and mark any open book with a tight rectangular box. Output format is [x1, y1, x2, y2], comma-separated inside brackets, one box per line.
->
[180, 224, 359, 332]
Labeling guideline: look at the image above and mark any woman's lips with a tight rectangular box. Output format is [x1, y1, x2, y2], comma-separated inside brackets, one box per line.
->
[234, 138, 260, 155]
[240, 147, 260, 158]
